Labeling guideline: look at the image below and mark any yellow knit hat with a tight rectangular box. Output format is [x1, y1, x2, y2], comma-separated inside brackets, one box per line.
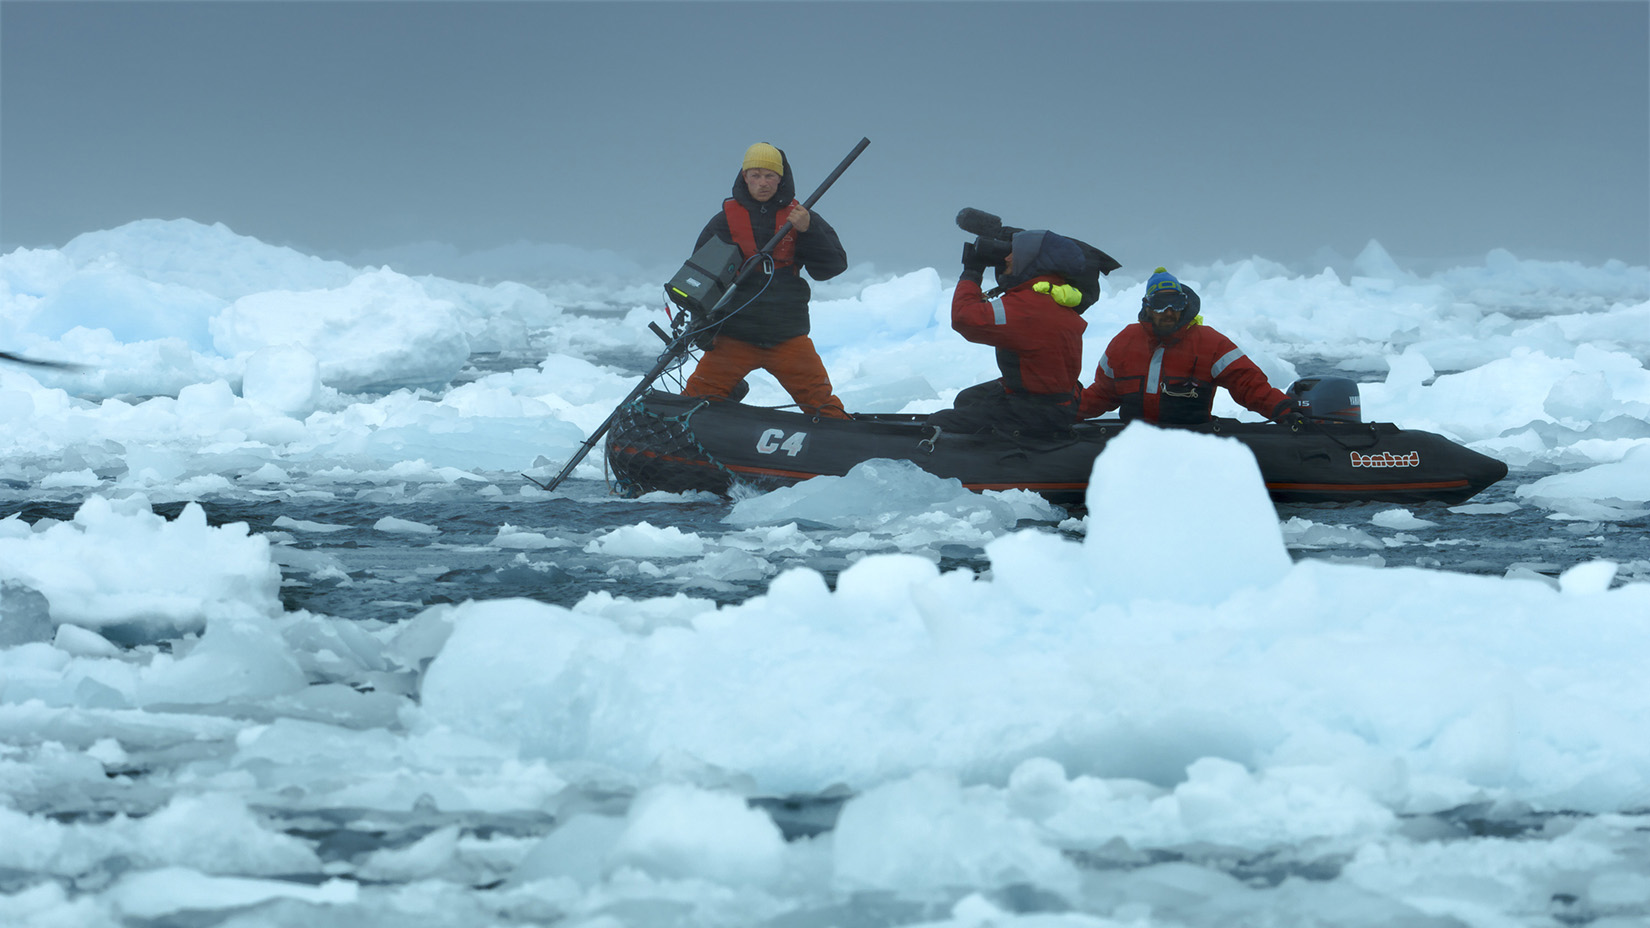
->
[741, 142, 783, 175]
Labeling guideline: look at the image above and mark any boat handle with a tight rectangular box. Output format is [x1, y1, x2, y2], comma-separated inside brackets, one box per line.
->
[919, 425, 942, 452]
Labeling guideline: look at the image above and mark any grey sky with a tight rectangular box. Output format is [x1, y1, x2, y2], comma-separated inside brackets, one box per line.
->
[3, 1, 1647, 280]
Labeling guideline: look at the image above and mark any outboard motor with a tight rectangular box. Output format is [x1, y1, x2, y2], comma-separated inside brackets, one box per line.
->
[1288, 377, 1362, 423]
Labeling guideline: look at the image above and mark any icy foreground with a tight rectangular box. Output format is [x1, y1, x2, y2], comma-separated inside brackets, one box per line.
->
[3, 428, 1648, 926]
[2, 219, 1650, 924]
[423, 428, 1650, 809]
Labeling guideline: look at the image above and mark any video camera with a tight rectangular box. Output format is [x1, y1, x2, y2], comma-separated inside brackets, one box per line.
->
[956, 207, 1020, 270]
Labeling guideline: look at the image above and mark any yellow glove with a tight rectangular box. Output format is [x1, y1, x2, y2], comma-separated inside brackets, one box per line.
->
[1033, 280, 1083, 308]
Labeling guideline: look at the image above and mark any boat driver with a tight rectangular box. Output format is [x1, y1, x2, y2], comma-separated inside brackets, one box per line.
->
[1080, 267, 1303, 426]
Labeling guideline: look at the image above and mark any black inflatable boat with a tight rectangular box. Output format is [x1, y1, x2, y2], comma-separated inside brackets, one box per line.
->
[604, 390, 1507, 508]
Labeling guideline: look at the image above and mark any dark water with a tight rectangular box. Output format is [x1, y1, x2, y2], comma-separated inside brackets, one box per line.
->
[1276, 474, 1648, 583]
[6, 469, 1644, 631]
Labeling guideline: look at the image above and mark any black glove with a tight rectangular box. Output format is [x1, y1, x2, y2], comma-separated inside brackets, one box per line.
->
[960, 242, 988, 283]
[1273, 398, 1307, 429]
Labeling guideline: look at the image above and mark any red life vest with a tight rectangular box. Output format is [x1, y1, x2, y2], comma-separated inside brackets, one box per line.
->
[723, 199, 798, 268]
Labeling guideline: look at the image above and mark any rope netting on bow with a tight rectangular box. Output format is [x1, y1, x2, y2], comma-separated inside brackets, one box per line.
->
[605, 398, 735, 497]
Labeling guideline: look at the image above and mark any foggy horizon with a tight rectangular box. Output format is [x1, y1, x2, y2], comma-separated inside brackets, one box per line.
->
[4, 1, 1646, 278]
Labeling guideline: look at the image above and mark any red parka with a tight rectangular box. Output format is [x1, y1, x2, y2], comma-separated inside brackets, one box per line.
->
[1080, 317, 1292, 424]
[951, 276, 1087, 401]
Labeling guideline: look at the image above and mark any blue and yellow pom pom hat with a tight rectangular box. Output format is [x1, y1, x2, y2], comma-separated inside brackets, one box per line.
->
[1144, 267, 1181, 301]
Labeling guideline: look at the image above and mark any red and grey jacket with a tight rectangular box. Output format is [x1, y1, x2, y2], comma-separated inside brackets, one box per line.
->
[692, 151, 847, 348]
[952, 276, 1086, 404]
[1079, 316, 1292, 424]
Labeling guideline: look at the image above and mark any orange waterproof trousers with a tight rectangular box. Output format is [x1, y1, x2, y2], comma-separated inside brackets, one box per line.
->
[684, 335, 850, 419]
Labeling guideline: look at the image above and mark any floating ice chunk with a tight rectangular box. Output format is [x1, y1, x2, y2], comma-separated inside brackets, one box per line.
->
[1504, 566, 1559, 589]
[132, 793, 323, 875]
[1543, 500, 1648, 523]
[1281, 517, 1383, 550]
[0, 516, 31, 541]
[1450, 501, 1521, 515]
[374, 516, 439, 535]
[240, 463, 291, 485]
[137, 615, 307, 706]
[0, 496, 281, 641]
[0, 581, 54, 646]
[0, 881, 112, 927]
[1518, 443, 1650, 520]
[356, 825, 462, 882]
[53, 623, 119, 657]
[211, 266, 471, 392]
[723, 522, 823, 557]
[241, 344, 321, 418]
[610, 783, 785, 886]
[1160, 757, 1397, 848]
[418, 599, 625, 753]
[1372, 508, 1439, 530]
[685, 547, 774, 583]
[1084, 424, 1290, 604]
[832, 770, 1077, 897]
[585, 521, 705, 557]
[106, 868, 357, 921]
[725, 458, 1050, 535]
[39, 469, 100, 488]
[1543, 369, 1617, 426]
[573, 590, 718, 635]
[1559, 560, 1618, 594]
[59, 218, 356, 299]
[511, 813, 625, 887]
[490, 524, 559, 549]
[86, 737, 128, 766]
[271, 546, 349, 582]
[273, 515, 351, 534]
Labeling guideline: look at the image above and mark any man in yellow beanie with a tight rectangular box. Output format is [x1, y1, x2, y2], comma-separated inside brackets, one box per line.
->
[681, 142, 851, 419]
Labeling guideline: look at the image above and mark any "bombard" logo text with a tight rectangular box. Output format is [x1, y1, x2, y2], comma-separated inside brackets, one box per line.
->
[1350, 451, 1420, 468]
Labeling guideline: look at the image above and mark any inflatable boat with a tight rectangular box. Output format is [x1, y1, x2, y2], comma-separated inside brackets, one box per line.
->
[604, 390, 1507, 508]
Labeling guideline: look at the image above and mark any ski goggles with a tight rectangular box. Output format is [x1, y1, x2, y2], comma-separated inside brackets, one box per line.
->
[1146, 289, 1188, 314]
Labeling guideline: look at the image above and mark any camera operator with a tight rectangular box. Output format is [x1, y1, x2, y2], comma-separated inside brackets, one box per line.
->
[926, 229, 1089, 437]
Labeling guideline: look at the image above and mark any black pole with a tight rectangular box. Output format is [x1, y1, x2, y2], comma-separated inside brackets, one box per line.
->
[536, 137, 870, 493]
[0, 351, 86, 371]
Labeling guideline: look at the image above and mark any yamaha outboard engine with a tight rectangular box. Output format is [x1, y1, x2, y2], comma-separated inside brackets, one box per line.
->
[1288, 377, 1362, 423]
